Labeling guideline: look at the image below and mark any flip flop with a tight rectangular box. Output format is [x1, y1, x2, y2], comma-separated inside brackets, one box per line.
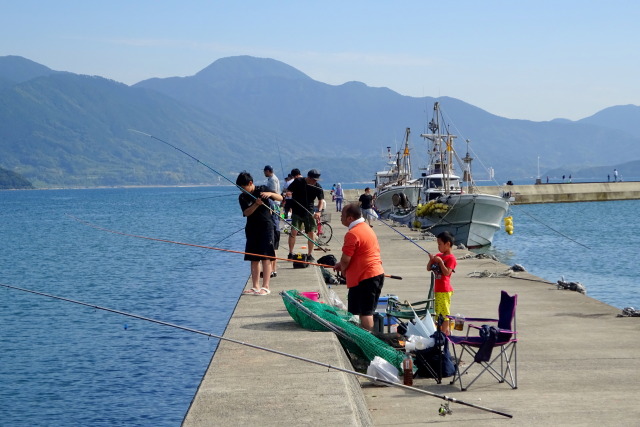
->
[260, 287, 271, 295]
[242, 288, 260, 295]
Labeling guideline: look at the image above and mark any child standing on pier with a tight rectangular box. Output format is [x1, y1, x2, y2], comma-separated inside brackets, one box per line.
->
[427, 231, 457, 335]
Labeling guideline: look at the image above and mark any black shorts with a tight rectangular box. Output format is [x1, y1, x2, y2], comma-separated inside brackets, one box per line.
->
[244, 226, 275, 262]
[347, 274, 384, 316]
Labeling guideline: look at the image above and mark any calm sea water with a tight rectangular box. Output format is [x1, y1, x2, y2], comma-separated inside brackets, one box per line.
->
[1, 188, 638, 425]
[486, 199, 640, 310]
[0, 187, 248, 426]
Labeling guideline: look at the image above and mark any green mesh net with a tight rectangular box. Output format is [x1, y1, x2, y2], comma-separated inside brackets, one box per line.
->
[282, 290, 405, 371]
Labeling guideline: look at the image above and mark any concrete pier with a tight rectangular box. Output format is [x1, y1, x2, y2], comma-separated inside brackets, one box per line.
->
[183, 196, 640, 425]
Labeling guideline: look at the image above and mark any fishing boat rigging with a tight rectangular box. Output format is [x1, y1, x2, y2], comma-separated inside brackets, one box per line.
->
[382, 102, 510, 248]
[373, 128, 422, 215]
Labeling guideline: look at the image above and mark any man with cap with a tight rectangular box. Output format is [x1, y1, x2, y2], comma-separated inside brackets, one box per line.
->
[287, 169, 324, 262]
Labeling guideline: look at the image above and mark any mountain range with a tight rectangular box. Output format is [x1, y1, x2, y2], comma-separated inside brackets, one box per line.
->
[1, 54, 639, 188]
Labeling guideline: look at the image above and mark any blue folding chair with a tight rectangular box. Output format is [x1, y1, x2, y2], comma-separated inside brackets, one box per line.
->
[447, 290, 518, 391]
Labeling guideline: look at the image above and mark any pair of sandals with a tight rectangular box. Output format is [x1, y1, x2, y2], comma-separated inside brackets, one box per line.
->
[242, 287, 271, 296]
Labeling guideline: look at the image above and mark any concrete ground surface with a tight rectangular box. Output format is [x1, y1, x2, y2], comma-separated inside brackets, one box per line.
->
[183, 196, 640, 426]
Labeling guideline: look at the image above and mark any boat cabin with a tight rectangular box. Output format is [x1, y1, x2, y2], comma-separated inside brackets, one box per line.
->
[421, 173, 462, 201]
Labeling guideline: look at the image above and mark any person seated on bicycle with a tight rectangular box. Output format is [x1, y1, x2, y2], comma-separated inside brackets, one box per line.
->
[287, 169, 324, 262]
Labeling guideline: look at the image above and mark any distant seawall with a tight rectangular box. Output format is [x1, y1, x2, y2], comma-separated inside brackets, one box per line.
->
[335, 181, 640, 205]
[484, 181, 640, 204]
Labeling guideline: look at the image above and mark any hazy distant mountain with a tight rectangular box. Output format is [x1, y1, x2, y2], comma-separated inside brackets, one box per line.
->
[578, 105, 640, 139]
[0, 55, 59, 86]
[1, 54, 640, 188]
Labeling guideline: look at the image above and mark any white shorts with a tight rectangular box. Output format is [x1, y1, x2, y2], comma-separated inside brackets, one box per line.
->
[362, 208, 378, 220]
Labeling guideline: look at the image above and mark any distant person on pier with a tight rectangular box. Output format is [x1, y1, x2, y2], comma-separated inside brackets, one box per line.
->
[358, 187, 378, 227]
[334, 183, 344, 212]
[614, 169, 618, 182]
[333, 203, 385, 331]
[608, 174, 610, 182]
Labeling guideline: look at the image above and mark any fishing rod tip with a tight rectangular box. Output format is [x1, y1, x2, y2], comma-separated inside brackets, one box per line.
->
[127, 129, 152, 137]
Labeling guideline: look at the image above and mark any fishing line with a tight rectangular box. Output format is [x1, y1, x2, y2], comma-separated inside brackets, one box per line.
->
[211, 227, 245, 246]
[512, 206, 591, 249]
[67, 215, 402, 280]
[0, 282, 511, 418]
[377, 218, 431, 256]
[128, 129, 325, 251]
[180, 193, 236, 203]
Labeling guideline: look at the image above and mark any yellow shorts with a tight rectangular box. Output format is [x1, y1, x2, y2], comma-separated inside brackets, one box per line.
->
[435, 292, 453, 317]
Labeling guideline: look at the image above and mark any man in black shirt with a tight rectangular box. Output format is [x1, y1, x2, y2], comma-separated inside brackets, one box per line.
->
[287, 169, 324, 261]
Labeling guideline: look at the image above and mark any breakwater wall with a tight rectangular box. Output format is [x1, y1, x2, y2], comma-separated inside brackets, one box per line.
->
[336, 181, 640, 205]
[483, 181, 640, 204]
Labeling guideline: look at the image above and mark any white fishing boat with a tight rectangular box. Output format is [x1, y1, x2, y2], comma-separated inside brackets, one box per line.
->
[391, 102, 510, 248]
[373, 128, 422, 215]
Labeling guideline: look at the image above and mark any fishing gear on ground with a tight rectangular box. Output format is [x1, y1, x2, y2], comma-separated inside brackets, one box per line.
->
[0, 282, 512, 419]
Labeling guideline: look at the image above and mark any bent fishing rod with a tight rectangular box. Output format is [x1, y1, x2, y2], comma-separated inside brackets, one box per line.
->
[128, 129, 326, 253]
[67, 215, 402, 280]
[0, 282, 511, 418]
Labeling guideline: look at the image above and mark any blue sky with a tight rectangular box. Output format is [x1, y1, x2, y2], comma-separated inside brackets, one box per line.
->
[1, 1, 638, 121]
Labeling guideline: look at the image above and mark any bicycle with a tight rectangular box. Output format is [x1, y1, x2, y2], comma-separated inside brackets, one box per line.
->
[280, 213, 333, 246]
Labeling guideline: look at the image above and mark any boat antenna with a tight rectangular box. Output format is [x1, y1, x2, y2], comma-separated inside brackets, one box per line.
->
[0, 282, 511, 419]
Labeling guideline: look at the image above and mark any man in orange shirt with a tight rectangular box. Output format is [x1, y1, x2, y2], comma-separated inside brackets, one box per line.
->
[333, 203, 385, 331]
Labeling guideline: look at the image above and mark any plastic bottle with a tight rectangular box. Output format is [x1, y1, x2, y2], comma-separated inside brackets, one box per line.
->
[403, 351, 413, 386]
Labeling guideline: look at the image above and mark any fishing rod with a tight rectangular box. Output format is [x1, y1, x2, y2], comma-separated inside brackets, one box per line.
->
[67, 215, 402, 280]
[128, 129, 326, 252]
[377, 217, 432, 256]
[0, 282, 511, 419]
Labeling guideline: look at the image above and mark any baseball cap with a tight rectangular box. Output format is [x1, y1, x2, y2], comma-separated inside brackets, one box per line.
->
[264, 165, 273, 172]
[307, 169, 321, 180]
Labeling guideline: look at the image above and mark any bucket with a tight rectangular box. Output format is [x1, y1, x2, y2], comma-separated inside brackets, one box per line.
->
[300, 291, 320, 302]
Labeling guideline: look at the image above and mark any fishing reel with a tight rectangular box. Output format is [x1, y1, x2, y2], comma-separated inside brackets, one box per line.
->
[438, 402, 452, 417]
[430, 263, 441, 275]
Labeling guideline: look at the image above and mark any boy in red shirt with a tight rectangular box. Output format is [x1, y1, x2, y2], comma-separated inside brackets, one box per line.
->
[427, 231, 457, 335]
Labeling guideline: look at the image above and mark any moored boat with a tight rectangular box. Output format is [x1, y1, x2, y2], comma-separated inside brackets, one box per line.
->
[373, 128, 422, 216]
[392, 102, 510, 248]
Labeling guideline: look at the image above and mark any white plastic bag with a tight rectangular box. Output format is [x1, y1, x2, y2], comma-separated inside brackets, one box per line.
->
[366, 356, 400, 386]
[405, 308, 436, 338]
[326, 289, 347, 311]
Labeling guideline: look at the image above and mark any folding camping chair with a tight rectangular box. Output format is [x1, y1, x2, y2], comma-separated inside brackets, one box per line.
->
[447, 290, 518, 391]
[385, 272, 436, 331]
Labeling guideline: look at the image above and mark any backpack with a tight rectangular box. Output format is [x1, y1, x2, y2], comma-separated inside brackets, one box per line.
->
[414, 331, 456, 379]
[317, 254, 347, 284]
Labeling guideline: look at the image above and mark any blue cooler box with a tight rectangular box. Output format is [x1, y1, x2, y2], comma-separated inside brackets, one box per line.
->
[376, 295, 399, 326]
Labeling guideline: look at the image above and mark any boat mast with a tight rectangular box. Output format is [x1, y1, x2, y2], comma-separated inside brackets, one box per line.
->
[401, 127, 411, 184]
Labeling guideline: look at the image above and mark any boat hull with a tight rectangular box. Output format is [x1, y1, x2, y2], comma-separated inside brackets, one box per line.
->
[375, 184, 421, 215]
[416, 193, 509, 248]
